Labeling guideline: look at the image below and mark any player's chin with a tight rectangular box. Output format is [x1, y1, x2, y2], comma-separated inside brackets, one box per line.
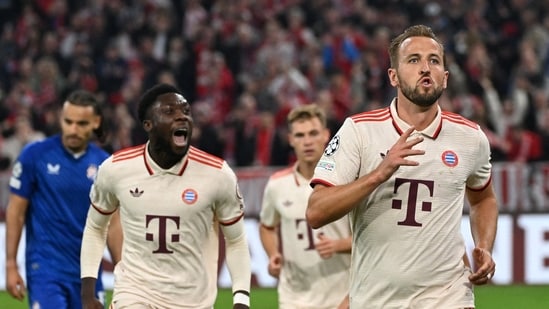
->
[304, 155, 321, 164]
[64, 136, 83, 147]
[171, 143, 190, 156]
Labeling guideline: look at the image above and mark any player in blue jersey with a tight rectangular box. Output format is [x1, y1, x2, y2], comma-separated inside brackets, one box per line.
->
[4, 90, 122, 308]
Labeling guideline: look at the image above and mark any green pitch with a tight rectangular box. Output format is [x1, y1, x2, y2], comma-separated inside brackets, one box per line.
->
[1, 285, 547, 308]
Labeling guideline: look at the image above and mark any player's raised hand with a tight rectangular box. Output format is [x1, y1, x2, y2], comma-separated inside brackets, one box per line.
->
[268, 252, 283, 278]
[375, 126, 425, 183]
[468, 247, 495, 285]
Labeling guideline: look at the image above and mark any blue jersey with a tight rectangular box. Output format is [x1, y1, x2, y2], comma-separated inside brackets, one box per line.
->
[9, 134, 109, 286]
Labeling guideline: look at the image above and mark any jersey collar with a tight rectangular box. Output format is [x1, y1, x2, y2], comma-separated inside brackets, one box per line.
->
[144, 141, 188, 175]
[293, 162, 312, 187]
[390, 98, 443, 139]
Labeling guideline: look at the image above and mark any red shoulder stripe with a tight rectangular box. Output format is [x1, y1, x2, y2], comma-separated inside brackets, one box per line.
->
[270, 167, 293, 180]
[351, 108, 391, 123]
[112, 144, 145, 162]
[188, 147, 224, 169]
[441, 112, 478, 129]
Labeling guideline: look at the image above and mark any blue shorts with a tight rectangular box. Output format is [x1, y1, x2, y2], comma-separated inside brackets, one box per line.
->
[27, 276, 105, 309]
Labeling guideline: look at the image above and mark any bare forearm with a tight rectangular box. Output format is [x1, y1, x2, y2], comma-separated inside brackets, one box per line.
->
[81, 277, 97, 299]
[469, 197, 498, 252]
[5, 198, 27, 264]
[307, 171, 384, 228]
[5, 216, 24, 264]
[106, 210, 123, 265]
[259, 225, 279, 257]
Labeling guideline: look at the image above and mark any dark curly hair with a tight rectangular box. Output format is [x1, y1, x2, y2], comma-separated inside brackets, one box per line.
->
[137, 83, 184, 122]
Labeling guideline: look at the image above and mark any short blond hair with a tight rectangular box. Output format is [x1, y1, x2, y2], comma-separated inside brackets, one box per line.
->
[287, 103, 327, 130]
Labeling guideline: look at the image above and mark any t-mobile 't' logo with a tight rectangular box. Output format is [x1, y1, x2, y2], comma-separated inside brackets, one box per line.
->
[145, 215, 180, 253]
[391, 178, 434, 227]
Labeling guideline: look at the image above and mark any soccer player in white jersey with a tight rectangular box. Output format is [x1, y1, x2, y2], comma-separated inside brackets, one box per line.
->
[80, 83, 251, 309]
[260, 104, 352, 309]
[307, 25, 498, 309]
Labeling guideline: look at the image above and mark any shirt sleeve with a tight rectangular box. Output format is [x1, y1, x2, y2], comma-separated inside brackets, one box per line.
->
[466, 126, 492, 189]
[215, 162, 245, 224]
[259, 178, 280, 227]
[8, 144, 37, 198]
[89, 158, 119, 213]
[81, 158, 117, 278]
[312, 117, 362, 187]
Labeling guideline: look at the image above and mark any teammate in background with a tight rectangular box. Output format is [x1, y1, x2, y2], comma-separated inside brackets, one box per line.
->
[260, 104, 351, 309]
[80, 83, 251, 309]
[5, 90, 122, 308]
[306, 25, 498, 308]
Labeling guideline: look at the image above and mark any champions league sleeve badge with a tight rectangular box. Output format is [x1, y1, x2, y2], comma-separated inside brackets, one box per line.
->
[324, 135, 340, 156]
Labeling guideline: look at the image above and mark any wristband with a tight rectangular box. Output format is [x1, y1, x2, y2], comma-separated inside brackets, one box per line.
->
[233, 290, 250, 307]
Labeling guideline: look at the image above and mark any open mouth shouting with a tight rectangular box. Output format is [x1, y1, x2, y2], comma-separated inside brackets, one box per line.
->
[173, 128, 189, 147]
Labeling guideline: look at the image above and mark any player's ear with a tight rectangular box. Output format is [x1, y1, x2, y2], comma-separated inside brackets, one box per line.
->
[92, 115, 101, 130]
[388, 68, 399, 87]
[288, 131, 296, 148]
[143, 120, 152, 132]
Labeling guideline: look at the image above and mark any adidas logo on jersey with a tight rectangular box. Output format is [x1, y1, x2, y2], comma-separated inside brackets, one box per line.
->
[130, 187, 144, 197]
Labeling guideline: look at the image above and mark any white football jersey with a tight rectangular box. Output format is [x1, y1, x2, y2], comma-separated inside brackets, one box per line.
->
[312, 99, 491, 308]
[260, 164, 351, 309]
[90, 144, 244, 308]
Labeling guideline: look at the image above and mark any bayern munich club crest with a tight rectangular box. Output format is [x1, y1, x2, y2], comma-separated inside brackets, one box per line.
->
[324, 135, 340, 156]
[441, 150, 458, 167]
[182, 188, 198, 204]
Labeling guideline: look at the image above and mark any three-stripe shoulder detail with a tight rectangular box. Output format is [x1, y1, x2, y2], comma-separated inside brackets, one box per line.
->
[270, 167, 293, 180]
[351, 108, 391, 123]
[112, 144, 146, 163]
[188, 147, 224, 169]
[441, 111, 478, 129]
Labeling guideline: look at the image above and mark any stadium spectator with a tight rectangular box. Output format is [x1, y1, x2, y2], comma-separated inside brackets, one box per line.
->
[190, 100, 225, 158]
[4, 90, 122, 308]
[306, 25, 498, 308]
[0, 114, 45, 168]
[260, 103, 351, 309]
[0, 1, 548, 166]
[80, 83, 251, 309]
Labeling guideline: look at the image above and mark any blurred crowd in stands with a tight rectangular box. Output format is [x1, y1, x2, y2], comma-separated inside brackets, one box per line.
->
[1, 0, 549, 171]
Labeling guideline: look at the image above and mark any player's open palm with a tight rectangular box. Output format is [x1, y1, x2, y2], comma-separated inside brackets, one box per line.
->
[6, 267, 26, 300]
[376, 127, 425, 182]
